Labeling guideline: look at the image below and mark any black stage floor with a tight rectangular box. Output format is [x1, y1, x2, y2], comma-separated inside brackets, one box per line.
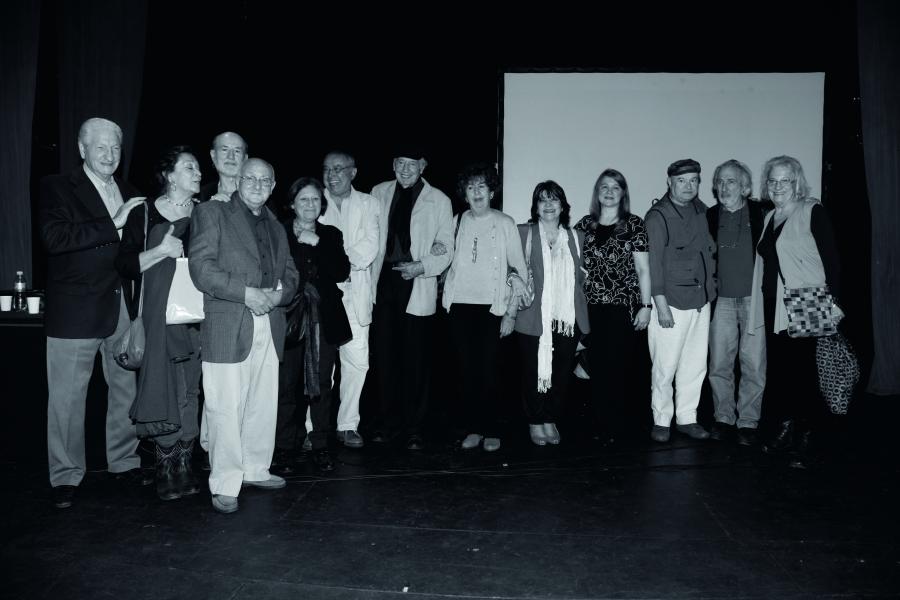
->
[3, 401, 899, 600]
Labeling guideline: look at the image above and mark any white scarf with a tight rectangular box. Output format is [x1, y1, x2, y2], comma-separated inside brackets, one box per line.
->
[537, 222, 576, 392]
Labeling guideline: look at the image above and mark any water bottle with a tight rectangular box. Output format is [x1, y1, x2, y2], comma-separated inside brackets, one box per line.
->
[13, 271, 26, 312]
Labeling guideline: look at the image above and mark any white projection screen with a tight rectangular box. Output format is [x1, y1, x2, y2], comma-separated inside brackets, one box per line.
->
[501, 72, 824, 226]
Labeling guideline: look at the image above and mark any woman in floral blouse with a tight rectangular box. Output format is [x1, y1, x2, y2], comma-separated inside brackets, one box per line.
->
[574, 169, 651, 445]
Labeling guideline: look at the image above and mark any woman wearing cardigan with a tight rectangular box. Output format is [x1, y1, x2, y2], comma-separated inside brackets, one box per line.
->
[514, 181, 590, 446]
[442, 163, 527, 452]
[749, 155, 841, 469]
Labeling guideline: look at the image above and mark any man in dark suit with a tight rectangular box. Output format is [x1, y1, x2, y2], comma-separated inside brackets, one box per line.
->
[189, 158, 299, 514]
[40, 117, 149, 509]
[198, 131, 247, 202]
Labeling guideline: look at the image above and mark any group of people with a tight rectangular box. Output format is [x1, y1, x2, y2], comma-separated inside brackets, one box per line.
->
[40, 116, 841, 514]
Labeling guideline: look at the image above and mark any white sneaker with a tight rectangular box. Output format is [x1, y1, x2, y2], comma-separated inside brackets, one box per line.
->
[242, 474, 286, 490]
[461, 434, 483, 450]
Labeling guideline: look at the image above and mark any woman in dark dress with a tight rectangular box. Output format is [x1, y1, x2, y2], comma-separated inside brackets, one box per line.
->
[574, 169, 651, 446]
[276, 177, 351, 472]
[116, 145, 202, 500]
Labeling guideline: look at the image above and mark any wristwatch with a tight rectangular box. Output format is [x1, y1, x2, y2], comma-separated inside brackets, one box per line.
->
[642, 303, 652, 309]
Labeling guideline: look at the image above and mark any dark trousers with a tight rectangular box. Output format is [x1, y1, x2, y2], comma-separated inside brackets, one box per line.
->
[276, 338, 337, 451]
[517, 330, 578, 424]
[763, 299, 822, 428]
[587, 303, 637, 439]
[373, 268, 432, 437]
[448, 304, 502, 437]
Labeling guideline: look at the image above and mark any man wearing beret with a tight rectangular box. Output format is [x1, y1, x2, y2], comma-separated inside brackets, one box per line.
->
[369, 146, 455, 450]
[644, 159, 716, 443]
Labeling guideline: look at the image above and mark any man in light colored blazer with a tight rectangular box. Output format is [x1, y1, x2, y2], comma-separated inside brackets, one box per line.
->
[318, 151, 381, 449]
[370, 146, 454, 450]
[189, 158, 299, 514]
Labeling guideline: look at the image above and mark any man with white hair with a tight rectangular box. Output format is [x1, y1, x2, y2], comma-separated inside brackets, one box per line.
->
[40, 117, 150, 509]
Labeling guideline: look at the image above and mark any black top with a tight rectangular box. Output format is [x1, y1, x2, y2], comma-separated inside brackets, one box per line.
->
[385, 178, 424, 264]
[282, 220, 352, 347]
[575, 213, 648, 317]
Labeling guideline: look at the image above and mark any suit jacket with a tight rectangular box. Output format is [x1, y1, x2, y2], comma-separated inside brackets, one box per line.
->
[188, 195, 299, 363]
[282, 220, 352, 347]
[370, 178, 454, 316]
[39, 166, 141, 338]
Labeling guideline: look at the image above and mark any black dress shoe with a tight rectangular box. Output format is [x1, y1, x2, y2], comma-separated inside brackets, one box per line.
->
[312, 450, 335, 472]
[736, 427, 758, 447]
[53, 485, 76, 509]
[370, 430, 389, 444]
[709, 422, 735, 441]
[406, 435, 424, 451]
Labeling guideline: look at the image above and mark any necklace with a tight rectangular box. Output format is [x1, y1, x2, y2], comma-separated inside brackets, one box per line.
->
[165, 195, 193, 208]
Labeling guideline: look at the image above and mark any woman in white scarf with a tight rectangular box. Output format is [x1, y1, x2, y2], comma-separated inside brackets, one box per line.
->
[513, 181, 590, 446]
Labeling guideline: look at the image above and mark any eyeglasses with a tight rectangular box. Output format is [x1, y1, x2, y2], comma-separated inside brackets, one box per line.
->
[240, 176, 274, 189]
[766, 178, 794, 188]
[323, 165, 353, 177]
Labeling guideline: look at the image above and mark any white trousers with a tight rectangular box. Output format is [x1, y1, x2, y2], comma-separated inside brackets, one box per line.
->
[201, 314, 278, 497]
[648, 302, 710, 427]
[333, 291, 369, 432]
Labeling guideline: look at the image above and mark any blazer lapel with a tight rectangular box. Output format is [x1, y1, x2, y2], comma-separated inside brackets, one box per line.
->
[70, 167, 112, 220]
[225, 198, 261, 260]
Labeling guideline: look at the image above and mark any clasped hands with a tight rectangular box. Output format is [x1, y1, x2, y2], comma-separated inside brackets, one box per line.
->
[245, 282, 284, 316]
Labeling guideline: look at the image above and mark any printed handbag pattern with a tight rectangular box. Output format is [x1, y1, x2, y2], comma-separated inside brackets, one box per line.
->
[816, 332, 859, 415]
[783, 285, 837, 338]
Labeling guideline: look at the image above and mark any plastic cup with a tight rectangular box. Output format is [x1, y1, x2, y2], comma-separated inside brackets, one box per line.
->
[0, 296, 11, 311]
[27, 296, 40, 314]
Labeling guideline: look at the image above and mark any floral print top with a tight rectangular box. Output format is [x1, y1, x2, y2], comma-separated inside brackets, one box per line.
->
[574, 213, 648, 317]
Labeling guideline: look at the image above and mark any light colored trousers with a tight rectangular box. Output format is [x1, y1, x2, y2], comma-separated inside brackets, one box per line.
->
[708, 296, 766, 429]
[202, 314, 278, 497]
[333, 290, 369, 433]
[648, 302, 710, 427]
[46, 295, 139, 486]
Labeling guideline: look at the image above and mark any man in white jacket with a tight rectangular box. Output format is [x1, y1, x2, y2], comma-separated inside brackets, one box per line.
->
[319, 151, 380, 448]
[370, 147, 454, 450]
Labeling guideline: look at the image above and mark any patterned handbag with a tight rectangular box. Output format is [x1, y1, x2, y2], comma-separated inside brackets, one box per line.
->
[782, 285, 837, 338]
[816, 332, 860, 415]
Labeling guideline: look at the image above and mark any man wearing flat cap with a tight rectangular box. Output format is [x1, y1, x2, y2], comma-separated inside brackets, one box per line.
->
[319, 150, 381, 449]
[369, 146, 454, 450]
[644, 158, 716, 443]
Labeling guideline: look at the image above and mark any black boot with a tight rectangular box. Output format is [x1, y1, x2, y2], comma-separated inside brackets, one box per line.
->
[789, 429, 813, 469]
[155, 443, 181, 501]
[762, 420, 794, 455]
[175, 439, 201, 496]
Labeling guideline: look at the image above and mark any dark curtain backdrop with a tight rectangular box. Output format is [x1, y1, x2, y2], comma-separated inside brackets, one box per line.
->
[0, 1, 41, 287]
[858, 0, 900, 395]
[57, 0, 148, 179]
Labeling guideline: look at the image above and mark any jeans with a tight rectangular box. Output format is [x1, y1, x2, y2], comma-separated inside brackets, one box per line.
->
[708, 296, 766, 428]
